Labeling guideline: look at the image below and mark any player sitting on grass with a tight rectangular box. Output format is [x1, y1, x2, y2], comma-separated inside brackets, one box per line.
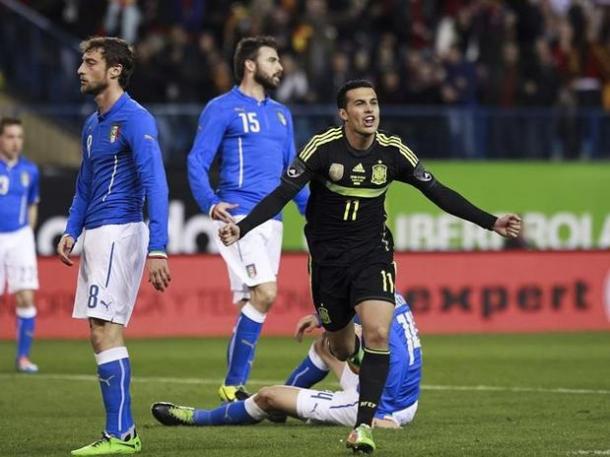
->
[152, 293, 421, 436]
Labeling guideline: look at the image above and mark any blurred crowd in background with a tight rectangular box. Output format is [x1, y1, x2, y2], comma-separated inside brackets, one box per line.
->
[1, 0, 609, 162]
[26, 0, 610, 109]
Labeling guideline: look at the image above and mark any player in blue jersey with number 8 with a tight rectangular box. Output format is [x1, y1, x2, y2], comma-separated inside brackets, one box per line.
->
[56, 36, 171, 456]
[187, 36, 309, 402]
[0, 117, 40, 374]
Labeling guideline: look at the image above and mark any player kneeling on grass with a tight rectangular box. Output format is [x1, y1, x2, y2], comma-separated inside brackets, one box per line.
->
[152, 293, 421, 437]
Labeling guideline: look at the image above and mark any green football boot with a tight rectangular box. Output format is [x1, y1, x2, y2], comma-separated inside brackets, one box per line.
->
[71, 432, 141, 455]
[151, 402, 195, 426]
[346, 424, 376, 454]
[218, 384, 251, 402]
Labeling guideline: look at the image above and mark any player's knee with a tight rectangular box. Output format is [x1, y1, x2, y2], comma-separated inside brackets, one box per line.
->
[328, 341, 353, 361]
[255, 387, 275, 410]
[362, 325, 390, 349]
[89, 325, 106, 350]
[250, 284, 277, 311]
[14, 290, 35, 308]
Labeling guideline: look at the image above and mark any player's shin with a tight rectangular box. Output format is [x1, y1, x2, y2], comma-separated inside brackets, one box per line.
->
[285, 342, 329, 388]
[16, 305, 36, 362]
[193, 397, 267, 425]
[95, 347, 135, 439]
[225, 302, 266, 386]
[355, 347, 390, 427]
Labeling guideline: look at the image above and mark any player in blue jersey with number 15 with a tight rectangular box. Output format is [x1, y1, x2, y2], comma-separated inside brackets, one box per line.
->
[187, 36, 309, 402]
[56, 37, 171, 456]
[0, 117, 40, 374]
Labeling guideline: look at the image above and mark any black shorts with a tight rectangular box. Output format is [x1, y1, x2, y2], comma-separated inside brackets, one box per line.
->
[309, 260, 396, 331]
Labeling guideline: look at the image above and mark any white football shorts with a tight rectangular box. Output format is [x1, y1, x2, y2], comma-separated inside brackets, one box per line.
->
[213, 216, 283, 303]
[296, 365, 418, 427]
[73, 222, 148, 326]
[0, 226, 39, 295]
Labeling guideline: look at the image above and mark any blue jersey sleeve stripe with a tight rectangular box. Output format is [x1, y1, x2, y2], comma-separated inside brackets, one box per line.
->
[101, 154, 119, 202]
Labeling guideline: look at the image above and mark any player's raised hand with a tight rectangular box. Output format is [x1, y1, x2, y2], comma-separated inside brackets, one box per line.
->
[146, 257, 171, 292]
[493, 214, 522, 238]
[211, 202, 239, 223]
[294, 314, 320, 342]
[57, 234, 75, 266]
[218, 222, 240, 245]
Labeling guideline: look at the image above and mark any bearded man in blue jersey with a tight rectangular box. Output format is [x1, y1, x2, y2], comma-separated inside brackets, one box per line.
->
[57, 36, 171, 456]
[0, 117, 40, 373]
[187, 36, 309, 402]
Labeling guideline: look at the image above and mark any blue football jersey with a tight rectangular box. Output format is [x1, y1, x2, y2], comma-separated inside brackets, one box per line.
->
[375, 293, 422, 418]
[187, 86, 309, 218]
[0, 156, 39, 233]
[64, 93, 169, 253]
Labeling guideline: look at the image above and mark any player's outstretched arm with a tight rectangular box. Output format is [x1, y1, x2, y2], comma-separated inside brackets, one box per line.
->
[492, 213, 522, 238]
[57, 234, 75, 266]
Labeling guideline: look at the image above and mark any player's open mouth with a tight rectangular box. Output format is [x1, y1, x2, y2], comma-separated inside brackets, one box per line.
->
[363, 116, 375, 127]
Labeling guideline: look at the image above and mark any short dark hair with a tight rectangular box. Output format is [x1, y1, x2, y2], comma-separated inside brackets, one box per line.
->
[336, 80, 376, 109]
[0, 117, 22, 135]
[233, 36, 278, 82]
[80, 36, 135, 89]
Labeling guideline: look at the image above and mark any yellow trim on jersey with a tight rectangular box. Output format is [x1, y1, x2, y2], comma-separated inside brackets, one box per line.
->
[324, 180, 388, 198]
[299, 127, 343, 162]
[376, 132, 418, 166]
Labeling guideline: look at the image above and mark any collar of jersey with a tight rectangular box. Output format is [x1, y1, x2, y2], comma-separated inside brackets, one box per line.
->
[97, 92, 130, 122]
[232, 86, 269, 105]
[342, 127, 377, 158]
[0, 154, 21, 169]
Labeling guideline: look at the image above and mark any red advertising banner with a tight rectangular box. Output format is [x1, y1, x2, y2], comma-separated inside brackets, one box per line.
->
[1, 251, 609, 339]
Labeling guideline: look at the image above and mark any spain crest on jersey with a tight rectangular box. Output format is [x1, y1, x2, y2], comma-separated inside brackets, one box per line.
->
[276, 111, 287, 126]
[109, 124, 121, 143]
[371, 163, 388, 185]
[21, 171, 30, 187]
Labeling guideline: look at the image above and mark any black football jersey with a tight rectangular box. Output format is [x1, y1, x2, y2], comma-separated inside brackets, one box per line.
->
[282, 126, 430, 265]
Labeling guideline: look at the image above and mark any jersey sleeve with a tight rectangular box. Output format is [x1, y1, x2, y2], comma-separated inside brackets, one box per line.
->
[390, 135, 422, 184]
[65, 139, 93, 240]
[283, 110, 310, 215]
[27, 164, 40, 205]
[236, 154, 315, 238]
[187, 101, 232, 215]
[236, 132, 326, 237]
[126, 111, 169, 255]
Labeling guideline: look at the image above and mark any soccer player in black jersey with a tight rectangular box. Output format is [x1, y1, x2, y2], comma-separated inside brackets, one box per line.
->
[220, 79, 521, 453]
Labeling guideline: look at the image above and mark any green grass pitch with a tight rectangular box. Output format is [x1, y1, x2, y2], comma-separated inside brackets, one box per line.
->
[2, 333, 610, 456]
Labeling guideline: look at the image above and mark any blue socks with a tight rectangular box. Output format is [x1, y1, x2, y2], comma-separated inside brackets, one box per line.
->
[285, 343, 329, 388]
[16, 306, 36, 360]
[225, 303, 266, 386]
[95, 347, 134, 439]
[193, 397, 267, 425]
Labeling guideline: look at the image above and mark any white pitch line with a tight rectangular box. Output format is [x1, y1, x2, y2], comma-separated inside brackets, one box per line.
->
[1, 373, 610, 396]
